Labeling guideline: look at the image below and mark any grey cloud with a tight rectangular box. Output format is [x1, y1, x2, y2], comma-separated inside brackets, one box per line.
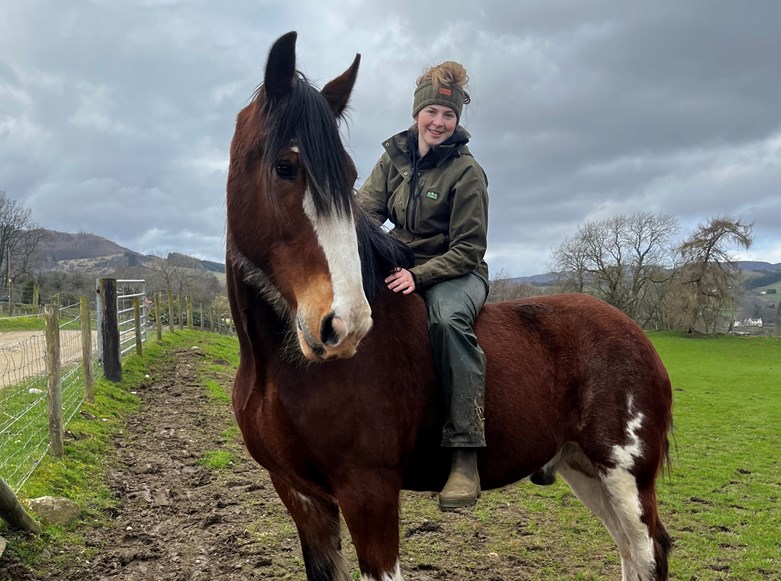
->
[1, 0, 779, 275]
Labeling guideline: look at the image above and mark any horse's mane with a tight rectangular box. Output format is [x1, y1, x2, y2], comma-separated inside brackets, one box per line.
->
[256, 72, 353, 218]
[355, 208, 415, 300]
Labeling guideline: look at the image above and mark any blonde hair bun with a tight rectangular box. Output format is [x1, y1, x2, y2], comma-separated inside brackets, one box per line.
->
[417, 61, 470, 95]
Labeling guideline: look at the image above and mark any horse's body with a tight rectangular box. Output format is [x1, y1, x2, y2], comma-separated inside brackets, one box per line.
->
[227, 32, 673, 581]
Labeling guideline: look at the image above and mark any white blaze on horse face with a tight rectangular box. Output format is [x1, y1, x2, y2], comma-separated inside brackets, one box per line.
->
[302, 188, 373, 341]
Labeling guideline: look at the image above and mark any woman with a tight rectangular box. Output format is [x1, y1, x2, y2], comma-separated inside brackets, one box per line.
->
[358, 61, 489, 510]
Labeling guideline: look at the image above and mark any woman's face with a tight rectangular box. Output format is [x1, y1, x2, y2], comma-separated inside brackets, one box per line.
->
[416, 104, 457, 155]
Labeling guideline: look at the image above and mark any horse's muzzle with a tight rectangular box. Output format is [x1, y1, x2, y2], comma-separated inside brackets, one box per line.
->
[296, 311, 372, 362]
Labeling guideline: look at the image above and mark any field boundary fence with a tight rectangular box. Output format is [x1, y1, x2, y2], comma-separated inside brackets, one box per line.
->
[1, 277, 234, 516]
[0, 300, 97, 494]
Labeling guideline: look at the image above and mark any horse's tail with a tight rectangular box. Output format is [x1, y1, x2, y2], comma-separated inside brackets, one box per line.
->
[661, 417, 675, 481]
[653, 515, 673, 580]
[653, 417, 674, 579]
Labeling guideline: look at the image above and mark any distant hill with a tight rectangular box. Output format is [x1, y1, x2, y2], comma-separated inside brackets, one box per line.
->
[506, 273, 558, 285]
[32, 229, 225, 276]
[502, 261, 780, 288]
[737, 261, 781, 272]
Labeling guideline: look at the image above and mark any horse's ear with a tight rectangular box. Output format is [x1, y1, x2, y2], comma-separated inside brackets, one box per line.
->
[321, 53, 361, 116]
[264, 31, 298, 102]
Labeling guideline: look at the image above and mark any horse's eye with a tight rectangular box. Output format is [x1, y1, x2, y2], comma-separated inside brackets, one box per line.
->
[275, 161, 297, 181]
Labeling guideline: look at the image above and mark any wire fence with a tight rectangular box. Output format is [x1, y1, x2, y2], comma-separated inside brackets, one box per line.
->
[0, 279, 233, 496]
[0, 304, 98, 493]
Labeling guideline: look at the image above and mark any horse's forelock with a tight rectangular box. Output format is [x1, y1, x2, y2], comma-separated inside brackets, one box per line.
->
[256, 72, 353, 219]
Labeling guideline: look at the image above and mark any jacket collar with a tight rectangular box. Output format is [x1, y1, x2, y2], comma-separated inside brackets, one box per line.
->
[382, 126, 471, 176]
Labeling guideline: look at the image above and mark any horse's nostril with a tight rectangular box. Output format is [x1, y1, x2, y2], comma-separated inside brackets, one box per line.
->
[320, 313, 342, 346]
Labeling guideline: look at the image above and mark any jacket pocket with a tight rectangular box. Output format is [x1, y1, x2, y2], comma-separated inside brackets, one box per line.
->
[418, 188, 451, 233]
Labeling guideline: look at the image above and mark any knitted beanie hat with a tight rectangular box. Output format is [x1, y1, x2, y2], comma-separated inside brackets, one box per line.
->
[412, 80, 467, 122]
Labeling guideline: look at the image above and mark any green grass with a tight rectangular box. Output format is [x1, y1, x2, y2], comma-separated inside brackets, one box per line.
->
[0, 314, 45, 332]
[647, 332, 780, 579]
[198, 449, 238, 470]
[0, 307, 85, 332]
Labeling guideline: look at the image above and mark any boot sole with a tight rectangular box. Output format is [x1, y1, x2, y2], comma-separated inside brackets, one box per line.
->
[438, 491, 481, 510]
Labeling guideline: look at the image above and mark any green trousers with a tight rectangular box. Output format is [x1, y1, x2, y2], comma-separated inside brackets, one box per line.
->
[423, 272, 488, 448]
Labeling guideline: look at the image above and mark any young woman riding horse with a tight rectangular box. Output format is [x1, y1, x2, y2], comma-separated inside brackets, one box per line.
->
[358, 60, 488, 510]
[226, 31, 673, 581]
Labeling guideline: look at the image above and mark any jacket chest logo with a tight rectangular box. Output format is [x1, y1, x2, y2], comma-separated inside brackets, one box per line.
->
[425, 191, 439, 200]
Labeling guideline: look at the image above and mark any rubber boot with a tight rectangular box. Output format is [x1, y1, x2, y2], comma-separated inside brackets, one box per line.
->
[439, 449, 480, 510]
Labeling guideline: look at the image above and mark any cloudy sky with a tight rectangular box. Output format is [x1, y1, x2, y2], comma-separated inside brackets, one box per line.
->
[2, 0, 780, 277]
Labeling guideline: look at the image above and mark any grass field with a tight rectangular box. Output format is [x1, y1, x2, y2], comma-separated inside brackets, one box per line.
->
[647, 332, 780, 579]
[1, 330, 778, 579]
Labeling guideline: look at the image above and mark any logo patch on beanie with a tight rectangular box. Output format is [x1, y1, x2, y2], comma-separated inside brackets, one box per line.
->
[438, 87, 452, 96]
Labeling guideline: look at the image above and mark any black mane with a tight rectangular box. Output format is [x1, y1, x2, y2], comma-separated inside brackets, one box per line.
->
[355, 208, 415, 300]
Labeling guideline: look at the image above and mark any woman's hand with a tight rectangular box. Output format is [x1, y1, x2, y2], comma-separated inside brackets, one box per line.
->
[385, 268, 416, 295]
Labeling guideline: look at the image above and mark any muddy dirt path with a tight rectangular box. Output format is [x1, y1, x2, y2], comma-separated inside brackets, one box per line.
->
[1, 345, 620, 580]
[2, 347, 306, 581]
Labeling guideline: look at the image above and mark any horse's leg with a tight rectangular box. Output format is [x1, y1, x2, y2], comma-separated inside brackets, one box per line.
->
[559, 444, 669, 581]
[556, 446, 636, 576]
[270, 474, 350, 581]
[336, 474, 403, 581]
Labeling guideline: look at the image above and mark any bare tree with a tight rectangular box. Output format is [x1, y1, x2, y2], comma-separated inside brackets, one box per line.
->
[0, 191, 43, 294]
[673, 216, 753, 333]
[141, 251, 222, 306]
[551, 212, 678, 320]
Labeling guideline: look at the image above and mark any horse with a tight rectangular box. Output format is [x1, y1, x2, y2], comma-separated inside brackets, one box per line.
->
[226, 31, 673, 581]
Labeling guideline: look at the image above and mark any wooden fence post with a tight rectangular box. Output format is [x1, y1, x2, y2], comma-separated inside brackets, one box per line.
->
[186, 295, 193, 330]
[177, 292, 184, 330]
[133, 297, 143, 356]
[8, 279, 13, 316]
[199, 304, 204, 331]
[44, 304, 64, 458]
[98, 278, 122, 382]
[80, 296, 94, 403]
[167, 290, 175, 334]
[155, 292, 163, 341]
[0, 476, 41, 533]
[32, 284, 40, 314]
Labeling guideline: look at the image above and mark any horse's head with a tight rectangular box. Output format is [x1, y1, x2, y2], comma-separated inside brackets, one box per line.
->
[227, 31, 369, 362]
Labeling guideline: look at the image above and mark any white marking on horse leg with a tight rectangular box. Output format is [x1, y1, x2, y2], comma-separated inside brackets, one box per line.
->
[360, 560, 403, 581]
[602, 467, 654, 580]
[557, 450, 632, 567]
[302, 189, 372, 338]
[601, 408, 655, 580]
[291, 490, 314, 512]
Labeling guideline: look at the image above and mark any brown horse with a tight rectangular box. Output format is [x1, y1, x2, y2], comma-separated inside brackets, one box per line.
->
[226, 31, 673, 581]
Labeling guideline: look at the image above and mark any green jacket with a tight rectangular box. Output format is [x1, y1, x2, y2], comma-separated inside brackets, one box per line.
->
[357, 127, 489, 290]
